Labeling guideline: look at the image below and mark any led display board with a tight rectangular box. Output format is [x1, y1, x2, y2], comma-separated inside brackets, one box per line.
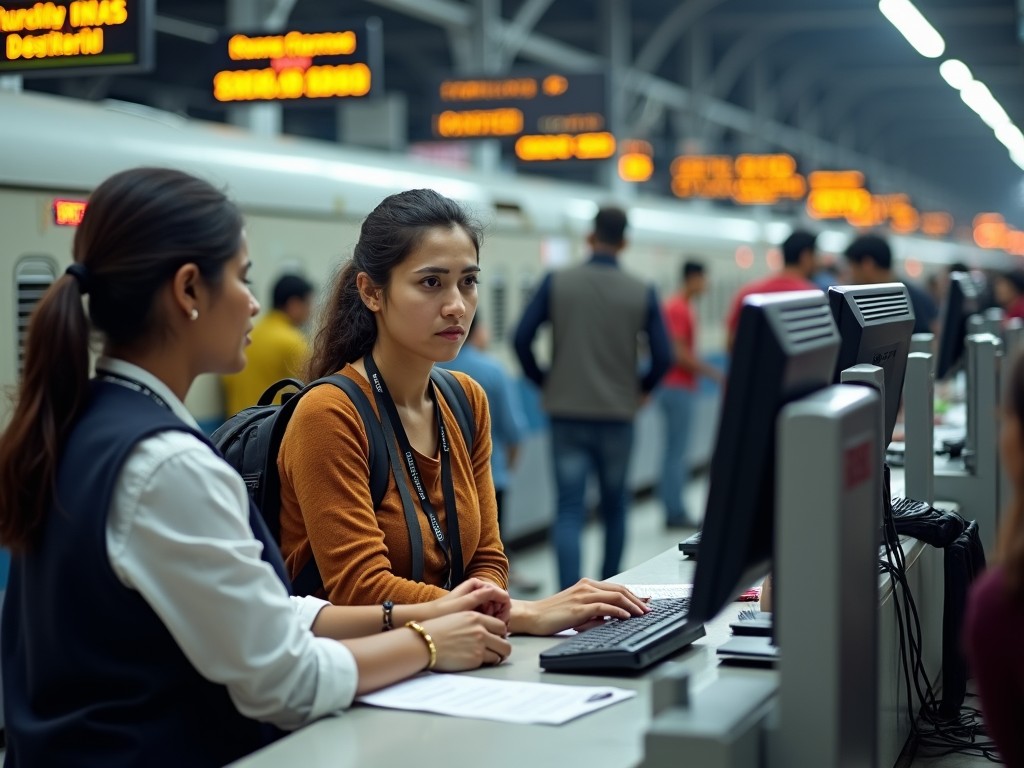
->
[670, 153, 805, 204]
[0, 0, 154, 77]
[618, 140, 654, 182]
[431, 72, 612, 161]
[211, 19, 381, 103]
[52, 197, 86, 226]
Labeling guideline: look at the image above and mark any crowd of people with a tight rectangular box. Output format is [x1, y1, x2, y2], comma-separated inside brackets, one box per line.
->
[2, 165, 1022, 764]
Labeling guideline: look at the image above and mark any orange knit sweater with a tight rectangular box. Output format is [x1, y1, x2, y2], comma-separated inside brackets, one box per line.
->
[277, 364, 508, 605]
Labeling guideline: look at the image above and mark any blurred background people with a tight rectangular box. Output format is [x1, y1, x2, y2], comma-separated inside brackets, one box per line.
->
[994, 269, 1024, 325]
[845, 233, 937, 335]
[514, 205, 670, 589]
[725, 230, 819, 350]
[656, 260, 723, 529]
[440, 315, 539, 593]
[222, 273, 314, 415]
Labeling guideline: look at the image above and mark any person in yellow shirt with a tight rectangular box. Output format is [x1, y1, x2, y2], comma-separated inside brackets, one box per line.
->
[222, 274, 314, 416]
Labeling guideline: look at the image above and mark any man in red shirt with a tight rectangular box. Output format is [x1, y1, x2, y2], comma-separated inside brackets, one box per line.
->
[725, 230, 820, 350]
[657, 260, 724, 527]
[994, 268, 1024, 325]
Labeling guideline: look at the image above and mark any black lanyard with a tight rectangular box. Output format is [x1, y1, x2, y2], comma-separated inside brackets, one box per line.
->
[365, 356, 464, 589]
[96, 370, 171, 412]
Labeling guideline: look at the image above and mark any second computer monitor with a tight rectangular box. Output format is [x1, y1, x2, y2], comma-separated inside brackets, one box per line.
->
[828, 283, 915, 446]
[689, 291, 840, 625]
[936, 271, 980, 381]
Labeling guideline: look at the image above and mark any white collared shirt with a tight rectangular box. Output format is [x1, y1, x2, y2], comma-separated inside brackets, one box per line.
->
[98, 357, 356, 730]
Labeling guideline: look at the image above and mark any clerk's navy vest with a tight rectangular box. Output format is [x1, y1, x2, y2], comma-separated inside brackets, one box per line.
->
[1, 380, 292, 767]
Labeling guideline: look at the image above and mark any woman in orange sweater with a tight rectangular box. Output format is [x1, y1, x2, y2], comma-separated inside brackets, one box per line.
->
[278, 188, 648, 635]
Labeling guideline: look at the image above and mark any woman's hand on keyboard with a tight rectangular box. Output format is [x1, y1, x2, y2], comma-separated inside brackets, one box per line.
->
[508, 579, 650, 636]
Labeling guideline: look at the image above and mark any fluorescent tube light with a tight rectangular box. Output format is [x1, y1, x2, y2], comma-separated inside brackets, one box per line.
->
[996, 124, 1024, 153]
[878, 0, 945, 58]
[938, 59, 972, 90]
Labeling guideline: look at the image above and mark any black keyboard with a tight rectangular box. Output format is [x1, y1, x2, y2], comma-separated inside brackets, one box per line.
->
[539, 598, 705, 673]
[678, 531, 701, 557]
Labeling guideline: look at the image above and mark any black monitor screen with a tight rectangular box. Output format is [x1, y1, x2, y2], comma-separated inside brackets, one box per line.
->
[936, 272, 980, 381]
[828, 283, 915, 446]
[689, 291, 840, 624]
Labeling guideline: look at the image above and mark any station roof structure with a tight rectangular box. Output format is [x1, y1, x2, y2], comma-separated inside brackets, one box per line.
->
[12, 0, 1024, 228]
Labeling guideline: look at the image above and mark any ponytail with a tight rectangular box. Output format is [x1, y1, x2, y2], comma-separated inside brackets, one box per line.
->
[307, 260, 377, 379]
[0, 273, 90, 551]
[0, 166, 242, 552]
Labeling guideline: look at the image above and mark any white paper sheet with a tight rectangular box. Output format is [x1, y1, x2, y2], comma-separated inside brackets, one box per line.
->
[356, 674, 636, 725]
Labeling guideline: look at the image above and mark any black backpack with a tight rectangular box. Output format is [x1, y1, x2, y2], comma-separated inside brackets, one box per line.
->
[211, 368, 475, 596]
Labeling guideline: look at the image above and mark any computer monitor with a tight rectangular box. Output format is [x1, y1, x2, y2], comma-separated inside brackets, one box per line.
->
[828, 283, 915, 446]
[689, 291, 841, 624]
[936, 271, 980, 381]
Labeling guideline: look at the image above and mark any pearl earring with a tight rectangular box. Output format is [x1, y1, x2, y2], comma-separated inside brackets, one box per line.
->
[190, 308, 199, 321]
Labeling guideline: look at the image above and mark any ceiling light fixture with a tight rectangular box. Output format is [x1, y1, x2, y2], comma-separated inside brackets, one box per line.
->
[878, 0, 945, 58]
[960, 81, 1011, 128]
[938, 59, 972, 90]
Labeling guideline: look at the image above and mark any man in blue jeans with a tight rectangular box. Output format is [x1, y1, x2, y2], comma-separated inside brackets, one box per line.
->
[656, 260, 723, 528]
[514, 206, 671, 589]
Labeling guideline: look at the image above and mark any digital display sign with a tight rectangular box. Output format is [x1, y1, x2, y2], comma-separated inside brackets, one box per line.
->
[0, 0, 154, 77]
[670, 154, 806, 204]
[211, 20, 380, 103]
[52, 197, 87, 226]
[431, 72, 612, 161]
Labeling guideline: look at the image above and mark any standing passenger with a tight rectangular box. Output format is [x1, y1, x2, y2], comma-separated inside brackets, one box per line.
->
[657, 260, 723, 529]
[222, 273, 314, 415]
[514, 205, 671, 589]
[0, 169, 512, 767]
[277, 189, 649, 635]
[993, 269, 1024, 325]
[725, 229, 819, 350]
[845, 233, 938, 335]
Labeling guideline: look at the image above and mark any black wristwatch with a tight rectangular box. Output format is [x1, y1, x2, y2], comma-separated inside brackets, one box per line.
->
[382, 600, 394, 632]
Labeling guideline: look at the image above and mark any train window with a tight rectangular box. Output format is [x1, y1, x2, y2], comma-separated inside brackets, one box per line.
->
[490, 276, 508, 342]
[15, 256, 58, 376]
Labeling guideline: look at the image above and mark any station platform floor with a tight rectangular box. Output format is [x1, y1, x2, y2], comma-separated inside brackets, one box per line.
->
[507, 478, 995, 768]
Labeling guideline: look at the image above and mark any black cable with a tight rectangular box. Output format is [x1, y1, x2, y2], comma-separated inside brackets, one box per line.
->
[879, 485, 1002, 762]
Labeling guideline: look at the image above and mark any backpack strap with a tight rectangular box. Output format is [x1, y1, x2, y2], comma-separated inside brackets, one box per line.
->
[315, 375, 389, 511]
[430, 367, 475, 453]
[257, 378, 305, 406]
[292, 374, 426, 592]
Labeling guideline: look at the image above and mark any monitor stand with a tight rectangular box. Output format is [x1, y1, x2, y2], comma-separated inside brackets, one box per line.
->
[932, 333, 1001, 553]
[770, 383, 882, 768]
[641, 384, 882, 768]
[903, 351, 935, 505]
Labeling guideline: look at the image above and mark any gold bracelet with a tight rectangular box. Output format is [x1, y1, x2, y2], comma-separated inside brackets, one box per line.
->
[405, 620, 437, 671]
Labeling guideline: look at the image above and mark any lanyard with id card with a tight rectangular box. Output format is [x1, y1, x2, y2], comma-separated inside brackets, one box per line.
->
[365, 356, 465, 589]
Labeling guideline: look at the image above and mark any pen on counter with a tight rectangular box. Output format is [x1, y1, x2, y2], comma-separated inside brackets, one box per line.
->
[586, 691, 613, 702]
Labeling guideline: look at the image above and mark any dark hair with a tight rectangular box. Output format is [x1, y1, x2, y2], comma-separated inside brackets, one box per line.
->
[682, 260, 705, 281]
[272, 274, 313, 309]
[948, 261, 970, 275]
[593, 206, 628, 247]
[845, 233, 892, 270]
[1000, 269, 1024, 296]
[0, 167, 242, 551]
[999, 350, 1024, 599]
[308, 188, 483, 379]
[782, 230, 817, 266]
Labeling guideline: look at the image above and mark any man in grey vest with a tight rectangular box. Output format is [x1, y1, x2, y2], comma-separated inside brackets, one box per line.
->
[514, 206, 671, 589]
